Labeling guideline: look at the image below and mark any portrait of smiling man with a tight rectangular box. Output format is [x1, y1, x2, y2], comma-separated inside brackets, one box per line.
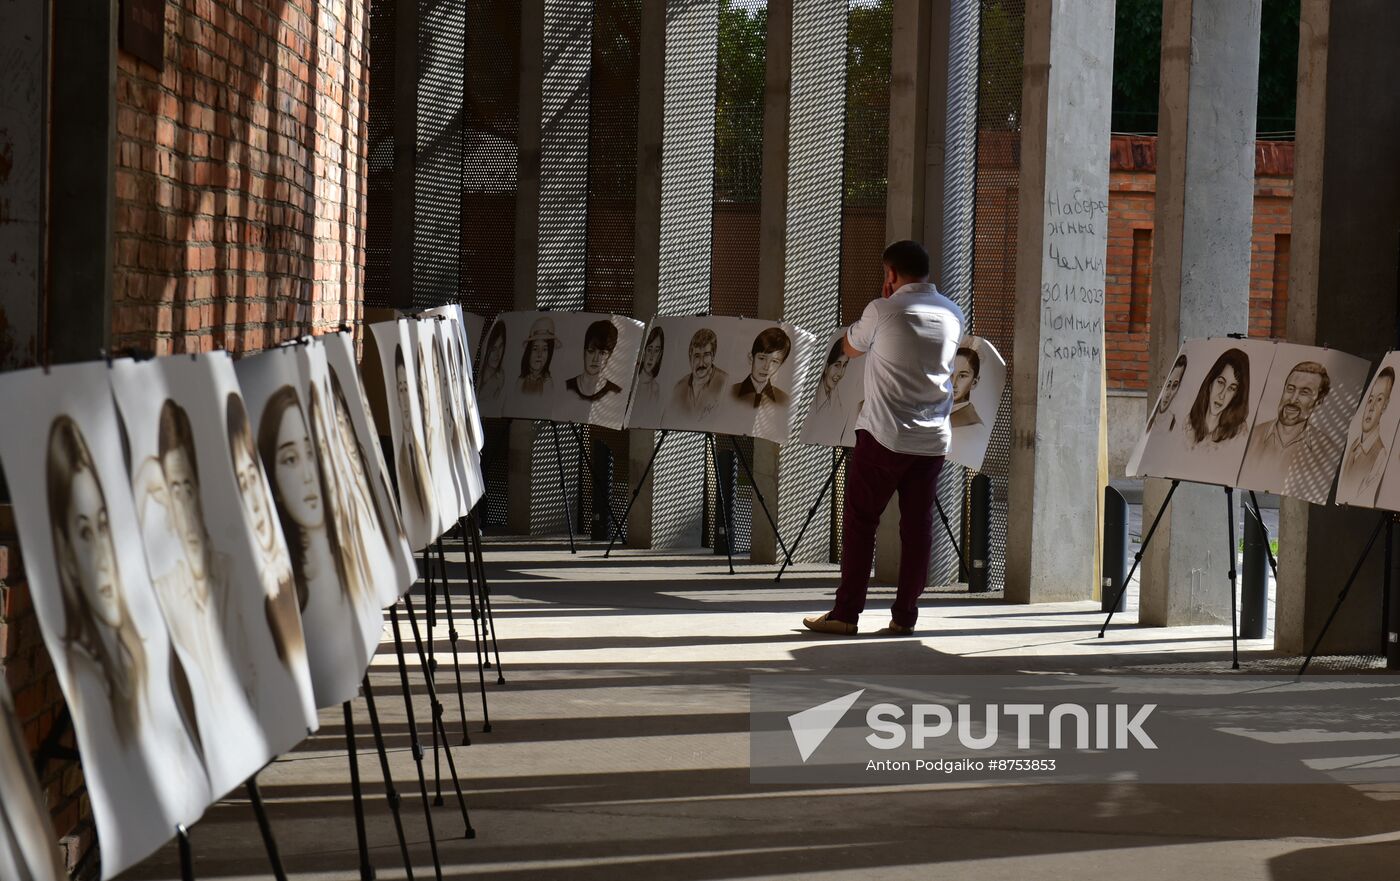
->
[1239, 360, 1338, 490]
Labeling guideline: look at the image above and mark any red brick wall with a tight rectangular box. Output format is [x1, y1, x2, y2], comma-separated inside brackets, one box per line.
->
[112, 0, 369, 356]
[1105, 135, 1295, 390]
[0, 1, 372, 873]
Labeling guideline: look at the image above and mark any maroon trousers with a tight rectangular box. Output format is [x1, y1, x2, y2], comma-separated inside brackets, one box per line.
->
[831, 430, 945, 628]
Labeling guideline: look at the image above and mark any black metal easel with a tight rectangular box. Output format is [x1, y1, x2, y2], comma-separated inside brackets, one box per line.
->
[1298, 512, 1391, 675]
[548, 421, 576, 553]
[604, 429, 671, 557]
[437, 535, 491, 735]
[725, 434, 791, 566]
[708, 433, 736, 574]
[177, 824, 194, 881]
[774, 448, 848, 582]
[466, 510, 506, 683]
[1099, 479, 1244, 669]
[362, 674, 415, 880]
[388, 603, 446, 881]
[244, 776, 288, 881]
[343, 701, 374, 881]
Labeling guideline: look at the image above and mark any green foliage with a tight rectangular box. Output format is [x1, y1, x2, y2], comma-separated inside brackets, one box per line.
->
[1113, 0, 1301, 135]
[843, 0, 893, 205]
[714, 0, 768, 203]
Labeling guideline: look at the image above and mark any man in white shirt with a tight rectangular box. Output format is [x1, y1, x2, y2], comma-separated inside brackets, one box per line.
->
[803, 240, 965, 636]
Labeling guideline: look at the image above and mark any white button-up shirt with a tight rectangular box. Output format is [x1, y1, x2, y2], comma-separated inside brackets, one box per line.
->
[846, 282, 965, 456]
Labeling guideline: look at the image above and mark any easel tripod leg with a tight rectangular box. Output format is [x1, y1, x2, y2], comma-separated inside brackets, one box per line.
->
[572, 422, 625, 538]
[729, 435, 791, 563]
[1226, 486, 1240, 670]
[775, 448, 847, 583]
[710, 434, 735, 575]
[246, 775, 288, 881]
[343, 701, 375, 881]
[1299, 514, 1388, 675]
[605, 430, 669, 557]
[1100, 479, 1181, 637]
[550, 421, 576, 553]
[468, 513, 505, 682]
[934, 494, 969, 583]
[389, 605, 445, 881]
[403, 592, 476, 838]
[362, 675, 415, 881]
[437, 538, 481, 740]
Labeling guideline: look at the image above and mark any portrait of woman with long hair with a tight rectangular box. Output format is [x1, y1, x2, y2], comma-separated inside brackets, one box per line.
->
[226, 392, 303, 673]
[393, 344, 434, 533]
[802, 337, 857, 446]
[1187, 348, 1251, 448]
[46, 415, 150, 748]
[477, 321, 507, 409]
[309, 382, 372, 614]
[256, 385, 349, 612]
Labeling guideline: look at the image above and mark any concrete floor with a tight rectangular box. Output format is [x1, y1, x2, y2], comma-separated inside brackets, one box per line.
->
[116, 535, 1400, 881]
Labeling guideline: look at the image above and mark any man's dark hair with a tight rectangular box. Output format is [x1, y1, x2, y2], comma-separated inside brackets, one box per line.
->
[158, 398, 199, 482]
[1378, 366, 1396, 391]
[584, 319, 618, 353]
[882, 240, 930, 280]
[750, 327, 792, 360]
[956, 346, 980, 378]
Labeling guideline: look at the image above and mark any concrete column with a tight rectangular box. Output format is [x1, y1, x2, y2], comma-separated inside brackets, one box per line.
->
[1004, 0, 1114, 603]
[874, 0, 944, 584]
[48, 0, 117, 363]
[1276, 0, 1400, 654]
[508, 0, 545, 535]
[628, 0, 719, 549]
[751, 0, 847, 564]
[1139, 0, 1261, 625]
[508, 0, 592, 536]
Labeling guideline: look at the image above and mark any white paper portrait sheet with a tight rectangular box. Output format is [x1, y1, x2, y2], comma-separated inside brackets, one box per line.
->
[0, 363, 210, 879]
[235, 347, 379, 709]
[1337, 354, 1400, 508]
[410, 321, 467, 525]
[422, 305, 486, 454]
[626, 315, 815, 444]
[1125, 342, 1190, 479]
[1132, 338, 1276, 488]
[0, 680, 66, 881]
[369, 319, 443, 548]
[487, 312, 558, 423]
[551, 312, 646, 430]
[428, 319, 485, 511]
[947, 335, 1008, 470]
[799, 330, 865, 448]
[110, 355, 318, 801]
[1236, 344, 1369, 504]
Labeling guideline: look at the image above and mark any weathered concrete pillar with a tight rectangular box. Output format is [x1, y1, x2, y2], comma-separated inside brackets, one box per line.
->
[1139, 0, 1261, 625]
[1276, 0, 1400, 654]
[751, 0, 847, 564]
[509, 0, 592, 535]
[628, 0, 719, 548]
[1004, 0, 1114, 603]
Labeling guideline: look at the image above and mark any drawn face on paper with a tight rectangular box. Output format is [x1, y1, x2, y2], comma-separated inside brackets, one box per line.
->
[487, 333, 506, 371]
[1159, 363, 1186, 415]
[395, 360, 413, 431]
[1278, 368, 1325, 427]
[824, 354, 849, 393]
[332, 387, 364, 480]
[161, 446, 206, 581]
[952, 354, 978, 404]
[749, 350, 785, 388]
[65, 468, 122, 628]
[273, 406, 323, 530]
[1209, 365, 1241, 418]
[233, 437, 275, 553]
[642, 335, 663, 375]
[1363, 373, 1394, 434]
[584, 344, 612, 378]
[689, 340, 716, 383]
[527, 340, 550, 377]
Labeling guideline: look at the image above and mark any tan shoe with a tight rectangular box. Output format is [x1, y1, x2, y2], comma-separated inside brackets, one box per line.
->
[876, 620, 914, 636]
[803, 612, 858, 635]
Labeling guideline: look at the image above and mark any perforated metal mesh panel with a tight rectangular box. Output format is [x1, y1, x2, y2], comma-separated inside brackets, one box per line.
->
[707, 0, 768, 553]
[972, 0, 1024, 592]
[365, 0, 397, 308]
[463, 0, 523, 528]
[650, 0, 719, 550]
[415, 0, 467, 308]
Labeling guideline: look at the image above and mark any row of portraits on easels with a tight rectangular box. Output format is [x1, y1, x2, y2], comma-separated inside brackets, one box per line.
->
[797, 329, 1009, 470]
[1125, 336, 1383, 507]
[0, 318, 486, 879]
